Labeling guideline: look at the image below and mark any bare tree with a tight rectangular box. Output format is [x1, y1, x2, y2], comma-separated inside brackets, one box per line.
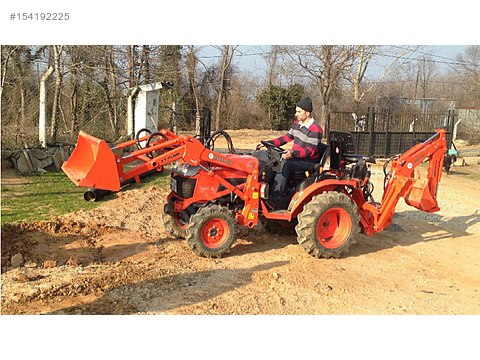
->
[185, 45, 201, 132]
[455, 45, 480, 106]
[416, 55, 439, 100]
[67, 46, 80, 135]
[0, 46, 18, 104]
[141, 45, 152, 83]
[214, 45, 238, 130]
[263, 45, 281, 125]
[347, 45, 421, 113]
[127, 45, 139, 88]
[283, 45, 353, 127]
[50, 45, 64, 144]
[101, 45, 119, 135]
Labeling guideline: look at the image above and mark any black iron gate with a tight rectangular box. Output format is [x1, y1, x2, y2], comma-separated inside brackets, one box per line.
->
[327, 108, 455, 157]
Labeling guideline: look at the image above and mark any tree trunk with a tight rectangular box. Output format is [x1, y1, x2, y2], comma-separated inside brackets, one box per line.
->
[141, 45, 151, 82]
[215, 45, 237, 131]
[20, 88, 26, 125]
[104, 45, 118, 134]
[127, 45, 138, 88]
[320, 103, 330, 134]
[70, 75, 78, 135]
[50, 45, 63, 144]
[0, 46, 17, 105]
[186, 46, 201, 134]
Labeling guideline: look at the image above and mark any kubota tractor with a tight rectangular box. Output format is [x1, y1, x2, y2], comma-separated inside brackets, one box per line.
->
[62, 127, 447, 259]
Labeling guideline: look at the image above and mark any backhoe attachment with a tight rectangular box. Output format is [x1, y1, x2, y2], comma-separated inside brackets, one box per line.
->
[357, 129, 447, 235]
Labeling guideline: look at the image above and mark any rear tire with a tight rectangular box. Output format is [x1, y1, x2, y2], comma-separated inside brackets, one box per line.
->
[186, 205, 237, 258]
[296, 192, 360, 258]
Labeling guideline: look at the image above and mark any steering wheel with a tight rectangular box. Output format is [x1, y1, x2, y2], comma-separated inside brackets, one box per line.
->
[260, 140, 285, 154]
[145, 132, 169, 158]
[135, 128, 152, 150]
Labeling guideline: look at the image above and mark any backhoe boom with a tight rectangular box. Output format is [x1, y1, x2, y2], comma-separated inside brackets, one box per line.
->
[360, 129, 447, 234]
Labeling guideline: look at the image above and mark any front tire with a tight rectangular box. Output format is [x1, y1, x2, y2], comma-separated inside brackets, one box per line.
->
[296, 192, 360, 258]
[186, 205, 237, 258]
[162, 206, 187, 239]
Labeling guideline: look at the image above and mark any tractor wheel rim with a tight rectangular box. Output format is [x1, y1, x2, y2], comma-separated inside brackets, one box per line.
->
[174, 213, 187, 229]
[201, 218, 229, 248]
[316, 207, 352, 249]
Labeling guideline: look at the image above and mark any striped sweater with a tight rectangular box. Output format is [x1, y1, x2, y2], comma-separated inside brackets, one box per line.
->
[270, 118, 323, 160]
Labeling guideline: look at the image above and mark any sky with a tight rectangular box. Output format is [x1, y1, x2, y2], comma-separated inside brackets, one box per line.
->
[198, 45, 471, 77]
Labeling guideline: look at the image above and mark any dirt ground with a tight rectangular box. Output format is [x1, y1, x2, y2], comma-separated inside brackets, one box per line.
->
[1, 130, 480, 315]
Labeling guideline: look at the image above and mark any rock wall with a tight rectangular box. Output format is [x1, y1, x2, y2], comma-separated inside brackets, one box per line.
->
[1, 146, 74, 173]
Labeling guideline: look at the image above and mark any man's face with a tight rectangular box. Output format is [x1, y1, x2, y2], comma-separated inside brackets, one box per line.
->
[295, 107, 309, 121]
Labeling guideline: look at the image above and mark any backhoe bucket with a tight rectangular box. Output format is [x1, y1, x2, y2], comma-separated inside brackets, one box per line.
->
[404, 178, 439, 213]
[62, 131, 121, 191]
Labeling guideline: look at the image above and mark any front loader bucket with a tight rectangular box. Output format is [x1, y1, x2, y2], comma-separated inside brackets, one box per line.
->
[62, 131, 121, 191]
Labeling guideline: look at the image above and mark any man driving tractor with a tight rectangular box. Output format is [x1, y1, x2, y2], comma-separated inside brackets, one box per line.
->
[262, 96, 324, 209]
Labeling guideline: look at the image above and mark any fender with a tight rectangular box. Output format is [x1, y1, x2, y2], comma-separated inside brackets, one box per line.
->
[287, 178, 360, 217]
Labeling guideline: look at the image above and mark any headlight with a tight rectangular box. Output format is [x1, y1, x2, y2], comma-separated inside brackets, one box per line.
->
[174, 163, 200, 177]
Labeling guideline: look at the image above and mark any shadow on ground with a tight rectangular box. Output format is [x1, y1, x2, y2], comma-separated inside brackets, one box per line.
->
[232, 210, 480, 259]
[49, 261, 289, 314]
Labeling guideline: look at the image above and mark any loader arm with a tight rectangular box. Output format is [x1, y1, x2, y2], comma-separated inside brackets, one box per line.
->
[361, 129, 447, 234]
[62, 130, 181, 191]
[62, 131, 259, 212]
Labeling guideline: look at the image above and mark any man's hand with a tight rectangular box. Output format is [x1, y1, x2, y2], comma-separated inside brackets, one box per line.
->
[282, 150, 293, 159]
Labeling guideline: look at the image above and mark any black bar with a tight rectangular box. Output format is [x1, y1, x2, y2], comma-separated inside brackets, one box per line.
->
[368, 107, 375, 156]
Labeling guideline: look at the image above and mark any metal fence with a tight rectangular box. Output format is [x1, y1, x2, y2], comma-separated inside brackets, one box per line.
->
[327, 108, 455, 157]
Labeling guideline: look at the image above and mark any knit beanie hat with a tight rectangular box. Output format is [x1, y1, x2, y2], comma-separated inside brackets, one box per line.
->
[296, 96, 313, 113]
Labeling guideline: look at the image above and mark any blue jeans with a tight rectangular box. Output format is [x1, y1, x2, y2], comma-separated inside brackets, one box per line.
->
[271, 157, 316, 205]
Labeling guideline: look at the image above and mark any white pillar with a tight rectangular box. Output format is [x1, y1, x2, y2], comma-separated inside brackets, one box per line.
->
[453, 119, 462, 146]
[39, 66, 53, 148]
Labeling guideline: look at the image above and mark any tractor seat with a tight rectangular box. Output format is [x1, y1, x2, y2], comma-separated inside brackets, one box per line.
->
[291, 143, 329, 179]
[344, 154, 376, 164]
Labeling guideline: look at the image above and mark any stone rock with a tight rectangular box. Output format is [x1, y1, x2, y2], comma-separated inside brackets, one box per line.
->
[16, 152, 35, 173]
[53, 149, 64, 170]
[32, 148, 49, 160]
[24, 261, 38, 268]
[14, 272, 30, 283]
[43, 260, 57, 268]
[11, 253, 24, 268]
[35, 156, 54, 170]
[66, 256, 81, 266]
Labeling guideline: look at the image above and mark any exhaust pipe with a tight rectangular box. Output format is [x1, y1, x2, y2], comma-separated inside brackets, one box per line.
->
[84, 188, 112, 201]
[83, 169, 159, 201]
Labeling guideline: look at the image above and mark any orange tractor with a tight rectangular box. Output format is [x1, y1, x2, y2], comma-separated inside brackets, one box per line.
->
[62, 127, 447, 258]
